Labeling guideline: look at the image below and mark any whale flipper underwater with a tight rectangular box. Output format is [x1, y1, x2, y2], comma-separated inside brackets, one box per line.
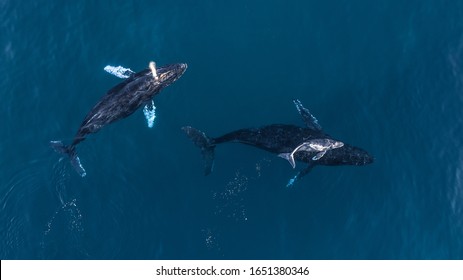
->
[51, 61, 187, 176]
[183, 99, 373, 186]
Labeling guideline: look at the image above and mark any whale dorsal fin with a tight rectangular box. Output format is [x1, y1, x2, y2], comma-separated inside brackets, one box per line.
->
[293, 99, 322, 131]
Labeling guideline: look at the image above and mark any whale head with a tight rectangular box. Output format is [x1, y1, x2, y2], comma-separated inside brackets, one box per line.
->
[130, 62, 187, 100]
[155, 63, 188, 87]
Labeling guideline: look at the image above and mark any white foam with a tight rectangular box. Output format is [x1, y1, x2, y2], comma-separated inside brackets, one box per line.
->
[103, 65, 134, 79]
[143, 100, 156, 128]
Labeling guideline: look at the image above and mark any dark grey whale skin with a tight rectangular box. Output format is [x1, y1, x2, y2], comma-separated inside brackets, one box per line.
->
[72, 63, 187, 146]
[182, 99, 373, 186]
[51, 63, 187, 176]
[183, 124, 372, 186]
[211, 124, 373, 167]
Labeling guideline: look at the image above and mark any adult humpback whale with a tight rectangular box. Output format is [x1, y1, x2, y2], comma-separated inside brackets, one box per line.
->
[182, 99, 373, 186]
[51, 61, 187, 177]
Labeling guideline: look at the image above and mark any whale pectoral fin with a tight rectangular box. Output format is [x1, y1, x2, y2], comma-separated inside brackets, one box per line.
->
[143, 100, 156, 128]
[312, 150, 326, 161]
[104, 65, 135, 79]
[286, 163, 314, 187]
[292, 99, 322, 131]
[278, 153, 296, 169]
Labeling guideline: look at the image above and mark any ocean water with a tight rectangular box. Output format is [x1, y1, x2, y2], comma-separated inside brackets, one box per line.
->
[1, 0, 463, 259]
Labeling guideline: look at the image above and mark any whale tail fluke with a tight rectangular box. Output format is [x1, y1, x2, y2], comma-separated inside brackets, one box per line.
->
[50, 141, 87, 177]
[181, 126, 215, 175]
[278, 153, 296, 168]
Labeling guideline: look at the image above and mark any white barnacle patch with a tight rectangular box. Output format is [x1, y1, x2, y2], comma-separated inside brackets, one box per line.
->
[143, 100, 156, 128]
[149, 61, 159, 82]
[103, 65, 134, 79]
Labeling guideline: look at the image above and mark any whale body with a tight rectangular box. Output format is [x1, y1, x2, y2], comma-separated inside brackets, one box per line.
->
[183, 99, 373, 186]
[51, 62, 187, 176]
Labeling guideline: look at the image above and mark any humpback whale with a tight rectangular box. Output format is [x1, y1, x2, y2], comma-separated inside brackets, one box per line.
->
[51, 61, 187, 176]
[182, 99, 373, 186]
[278, 138, 344, 168]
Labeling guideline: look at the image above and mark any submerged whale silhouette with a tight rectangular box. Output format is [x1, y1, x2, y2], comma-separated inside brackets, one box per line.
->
[183, 99, 373, 186]
[51, 62, 187, 176]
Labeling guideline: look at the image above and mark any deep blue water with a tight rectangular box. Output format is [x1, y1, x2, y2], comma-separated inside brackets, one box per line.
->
[1, 0, 463, 259]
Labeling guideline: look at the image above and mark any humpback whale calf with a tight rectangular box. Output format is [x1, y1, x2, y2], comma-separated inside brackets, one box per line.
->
[278, 138, 344, 169]
[51, 61, 187, 176]
[182, 99, 373, 186]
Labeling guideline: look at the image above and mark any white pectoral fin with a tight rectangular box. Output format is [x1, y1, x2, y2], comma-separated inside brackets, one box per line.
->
[312, 150, 326, 161]
[143, 100, 156, 128]
[278, 153, 296, 169]
[104, 65, 135, 79]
